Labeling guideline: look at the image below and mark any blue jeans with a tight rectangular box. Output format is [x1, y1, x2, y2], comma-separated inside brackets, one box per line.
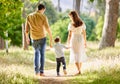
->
[32, 37, 46, 74]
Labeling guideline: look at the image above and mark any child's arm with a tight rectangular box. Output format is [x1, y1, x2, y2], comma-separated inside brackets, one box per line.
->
[62, 44, 70, 49]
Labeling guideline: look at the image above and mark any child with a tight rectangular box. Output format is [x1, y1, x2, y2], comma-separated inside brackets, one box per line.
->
[53, 36, 69, 76]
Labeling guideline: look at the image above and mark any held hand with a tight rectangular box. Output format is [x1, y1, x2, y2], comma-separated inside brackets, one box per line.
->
[67, 46, 71, 49]
[67, 42, 70, 47]
[50, 43, 52, 48]
[49, 41, 53, 48]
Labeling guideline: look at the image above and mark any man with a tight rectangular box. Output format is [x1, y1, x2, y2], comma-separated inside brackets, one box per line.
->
[25, 4, 52, 76]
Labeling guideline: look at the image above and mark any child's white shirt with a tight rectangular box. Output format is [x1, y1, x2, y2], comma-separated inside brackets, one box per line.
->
[53, 42, 67, 58]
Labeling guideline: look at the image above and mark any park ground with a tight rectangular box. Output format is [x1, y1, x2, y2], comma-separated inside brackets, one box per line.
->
[0, 41, 120, 84]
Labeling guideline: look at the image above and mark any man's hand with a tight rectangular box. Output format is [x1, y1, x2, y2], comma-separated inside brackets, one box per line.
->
[50, 43, 52, 48]
[49, 39, 53, 48]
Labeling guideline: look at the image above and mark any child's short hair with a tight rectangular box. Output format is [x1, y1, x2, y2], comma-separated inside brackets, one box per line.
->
[54, 36, 60, 43]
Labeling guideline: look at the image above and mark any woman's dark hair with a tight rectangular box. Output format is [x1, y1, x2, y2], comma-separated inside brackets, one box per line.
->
[69, 11, 83, 27]
[38, 4, 45, 10]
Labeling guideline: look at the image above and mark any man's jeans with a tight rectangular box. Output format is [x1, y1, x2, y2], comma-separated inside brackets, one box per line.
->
[32, 37, 46, 74]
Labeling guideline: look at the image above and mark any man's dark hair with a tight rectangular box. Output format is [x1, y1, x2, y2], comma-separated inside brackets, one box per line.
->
[54, 37, 60, 43]
[38, 4, 45, 10]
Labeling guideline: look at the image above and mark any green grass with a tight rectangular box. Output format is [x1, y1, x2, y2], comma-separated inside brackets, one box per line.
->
[0, 72, 39, 84]
[0, 41, 120, 84]
[67, 65, 120, 84]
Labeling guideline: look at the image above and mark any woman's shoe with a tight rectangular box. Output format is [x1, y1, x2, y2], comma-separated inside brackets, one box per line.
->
[74, 71, 81, 76]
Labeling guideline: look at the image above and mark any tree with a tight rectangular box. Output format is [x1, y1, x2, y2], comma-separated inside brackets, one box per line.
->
[99, 0, 119, 49]
[73, 0, 81, 14]
[57, 0, 61, 12]
[43, 0, 58, 25]
[21, 0, 28, 50]
[0, 37, 5, 49]
[95, 0, 105, 16]
[0, 0, 23, 52]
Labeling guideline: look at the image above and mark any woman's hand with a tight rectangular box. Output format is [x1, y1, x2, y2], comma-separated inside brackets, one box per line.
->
[84, 43, 87, 48]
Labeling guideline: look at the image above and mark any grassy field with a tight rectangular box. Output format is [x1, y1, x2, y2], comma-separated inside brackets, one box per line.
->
[0, 41, 120, 84]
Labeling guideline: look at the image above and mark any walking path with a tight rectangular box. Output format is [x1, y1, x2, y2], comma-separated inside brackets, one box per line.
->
[39, 57, 120, 84]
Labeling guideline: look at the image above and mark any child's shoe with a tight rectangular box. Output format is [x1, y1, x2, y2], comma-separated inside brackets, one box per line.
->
[57, 72, 60, 76]
[63, 70, 67, 75]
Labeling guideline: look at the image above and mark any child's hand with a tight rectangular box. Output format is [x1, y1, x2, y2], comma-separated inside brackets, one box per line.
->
[46, 46, 52, 51]
[67, 46, 71, 49]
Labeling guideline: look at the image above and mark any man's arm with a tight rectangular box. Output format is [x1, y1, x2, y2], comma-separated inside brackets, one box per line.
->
[46, 28, 53, 47]
[44, 16, 53, 47]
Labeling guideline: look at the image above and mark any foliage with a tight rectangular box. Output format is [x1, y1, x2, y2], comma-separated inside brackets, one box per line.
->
[0, 0, 23, 46]
[0, 0, 58, 46]
[117, 17, 120, 40]
[50, 14, 96, 42]
[0, 73, 38, 84]
[81, 15, 96, 41]
[93, 16, 120, 41]
[89, 0, 94, 2]
[0, 42, 120, 83]
[94, 16, 104, 40]
[51, 17, 70, 43]
[88, 0, 105, 22]
[42, 0, 59, 25]
[95, 0, 105, 16]
[68, 69, 120, 84]
[88, 0, 105, 16]
[25, 0, 58, 25]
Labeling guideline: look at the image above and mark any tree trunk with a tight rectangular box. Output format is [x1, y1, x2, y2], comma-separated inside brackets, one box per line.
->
[5, 32, 8, 53]
[22, 2, 28, 50]
[73, 0, 81, 15]
[57, 0, 61, 12]
[0, 37, 5, 50]
[99, 0, 119, 49]
[22, 23, 28, 50]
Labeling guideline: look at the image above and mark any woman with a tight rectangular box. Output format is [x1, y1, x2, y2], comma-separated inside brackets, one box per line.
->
[67, 11, 87, 75]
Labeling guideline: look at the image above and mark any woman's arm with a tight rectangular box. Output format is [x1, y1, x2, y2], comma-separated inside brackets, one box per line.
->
[67, 31, 72, 46]
[82, 29, 87, 47]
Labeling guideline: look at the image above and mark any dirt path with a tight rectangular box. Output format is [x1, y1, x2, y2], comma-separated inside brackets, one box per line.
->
[39, 58, 120, 84]
[39, 65, 77, 84]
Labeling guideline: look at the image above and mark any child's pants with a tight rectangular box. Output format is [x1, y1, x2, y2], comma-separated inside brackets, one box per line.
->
[56, 57, 66, 75]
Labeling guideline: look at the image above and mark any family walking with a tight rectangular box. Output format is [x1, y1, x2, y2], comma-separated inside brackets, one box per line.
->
[25, 4, 87, 77]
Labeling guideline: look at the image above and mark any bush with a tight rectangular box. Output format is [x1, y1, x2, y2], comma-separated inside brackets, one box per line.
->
[94, 16, 104, 40]
[81, 15, 96, 41]
[93, 16, 120, 41]
[50, 14, 96, 43]
[50, 17, 70, 43]
[117, 17, 120, 40]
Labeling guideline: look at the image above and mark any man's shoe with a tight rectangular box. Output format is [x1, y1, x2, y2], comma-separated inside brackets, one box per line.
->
[40, 73, 45, 77]
[35, 73, 40, 78]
